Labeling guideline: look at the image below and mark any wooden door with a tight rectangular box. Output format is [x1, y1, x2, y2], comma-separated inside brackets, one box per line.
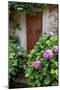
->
[26, 12, 42, 52]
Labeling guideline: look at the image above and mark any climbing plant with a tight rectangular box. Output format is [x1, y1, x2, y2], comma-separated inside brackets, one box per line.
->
[9, 2, 48, 14]
[8, 1, 48, 29]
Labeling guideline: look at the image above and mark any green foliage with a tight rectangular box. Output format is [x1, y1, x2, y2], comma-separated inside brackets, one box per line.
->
[25, 34, 58, 87]
[9, 39, 28, 80]
[9, 2, 48, 29]
[9, 2, 48, 15]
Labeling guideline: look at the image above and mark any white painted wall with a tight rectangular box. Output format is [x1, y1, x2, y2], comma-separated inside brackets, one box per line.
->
[42, 10, 49, 35]
[19, 13, 27, 50]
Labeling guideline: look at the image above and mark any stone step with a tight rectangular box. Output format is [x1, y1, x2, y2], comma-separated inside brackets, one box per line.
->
[9, 73, 30, 88]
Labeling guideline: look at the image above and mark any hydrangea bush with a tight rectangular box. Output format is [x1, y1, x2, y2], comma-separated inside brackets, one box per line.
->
[9, 39, 28, 80]
[25, 32, 58, 87]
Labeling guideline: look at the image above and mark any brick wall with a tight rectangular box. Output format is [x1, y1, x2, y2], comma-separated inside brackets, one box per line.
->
[48, 6, 58, 34]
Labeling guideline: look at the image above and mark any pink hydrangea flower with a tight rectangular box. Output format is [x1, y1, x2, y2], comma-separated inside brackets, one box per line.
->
[48, 32, 54, 37]
[43, 49, 53, 60]
[54, 46, 58, 55]
[34, 60, 41, 70]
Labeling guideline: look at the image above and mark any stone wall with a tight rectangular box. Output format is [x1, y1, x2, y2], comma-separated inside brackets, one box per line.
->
[48, 6, 58, 35]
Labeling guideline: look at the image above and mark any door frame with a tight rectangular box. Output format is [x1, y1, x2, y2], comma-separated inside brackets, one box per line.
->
[26, 12, 43, 52]
[19, 10, 49, 51]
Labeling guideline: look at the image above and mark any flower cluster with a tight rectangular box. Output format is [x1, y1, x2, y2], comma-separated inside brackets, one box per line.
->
[48, 31, 54, 37]
[34, 60, 41, 70]
[54, 46, 58, 55]
[43, 49, 53, 60]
